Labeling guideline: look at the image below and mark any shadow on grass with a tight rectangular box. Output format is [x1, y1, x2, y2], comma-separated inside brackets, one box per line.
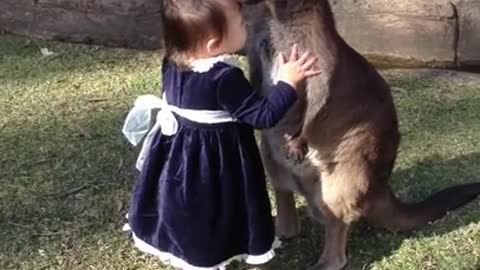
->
[0, 107, 140, 268]
[1, 91, 479, 269]
[1, 36, 479, 269]
[1, 112, 479, 270]
[255, 152, 480, 270]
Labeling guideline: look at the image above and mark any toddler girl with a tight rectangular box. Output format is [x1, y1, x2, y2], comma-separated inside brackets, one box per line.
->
[122, 0, 320, 269]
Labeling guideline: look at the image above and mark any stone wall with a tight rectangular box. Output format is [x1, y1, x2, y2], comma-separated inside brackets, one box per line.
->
[331, 0, 480, 67]
[1, 0, 479, 67]
[0, 0, 163, 49]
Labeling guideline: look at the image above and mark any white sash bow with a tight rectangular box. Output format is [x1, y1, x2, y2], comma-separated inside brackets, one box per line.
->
[122, 94, 236, 170]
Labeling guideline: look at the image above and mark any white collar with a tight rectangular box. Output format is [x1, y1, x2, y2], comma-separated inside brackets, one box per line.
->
[189, 54, 239, 73]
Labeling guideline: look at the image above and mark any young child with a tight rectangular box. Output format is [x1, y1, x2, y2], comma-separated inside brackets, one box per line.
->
[121, 0, 321, 269]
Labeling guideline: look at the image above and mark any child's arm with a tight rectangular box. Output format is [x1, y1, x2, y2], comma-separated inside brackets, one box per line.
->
[216, 67, 297, 129]
[217, 45, 320, 129]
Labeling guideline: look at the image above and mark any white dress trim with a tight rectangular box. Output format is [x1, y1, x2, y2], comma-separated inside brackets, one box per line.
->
[122, 219, 281, 269]
[129, 231, 281, 270]
[189, 54, 240, 73]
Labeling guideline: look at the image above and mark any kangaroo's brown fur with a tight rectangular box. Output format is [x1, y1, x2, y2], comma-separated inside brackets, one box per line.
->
[242, 1, 480, 269]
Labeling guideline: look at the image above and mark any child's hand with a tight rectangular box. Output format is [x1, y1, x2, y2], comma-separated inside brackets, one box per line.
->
[277, 44, 321, 90]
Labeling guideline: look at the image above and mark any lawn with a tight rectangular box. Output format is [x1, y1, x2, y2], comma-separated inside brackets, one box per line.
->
[1, 35, 479, 270]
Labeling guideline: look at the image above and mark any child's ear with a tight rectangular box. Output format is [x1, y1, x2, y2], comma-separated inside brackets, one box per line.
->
[206, 37, 221, 55]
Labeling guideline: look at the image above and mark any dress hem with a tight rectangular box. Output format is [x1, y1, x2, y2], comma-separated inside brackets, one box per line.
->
[124, 223, 281, 270]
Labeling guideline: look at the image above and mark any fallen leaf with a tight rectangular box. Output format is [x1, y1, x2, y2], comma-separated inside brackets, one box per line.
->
[115, 158, 124, 176]
[77, 126, 91, 139]
[391, 87, 408, 95]
[87, 98, 109, 103]
[47, 184, 91, 198]
[114, 199, 124, 214]
[40, 48, 55, 57]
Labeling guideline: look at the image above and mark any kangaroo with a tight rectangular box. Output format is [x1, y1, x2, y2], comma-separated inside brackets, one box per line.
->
[242, 1, 480, 269]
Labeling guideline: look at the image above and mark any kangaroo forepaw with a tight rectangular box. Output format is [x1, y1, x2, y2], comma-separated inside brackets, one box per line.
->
[284, 136, 309, 164]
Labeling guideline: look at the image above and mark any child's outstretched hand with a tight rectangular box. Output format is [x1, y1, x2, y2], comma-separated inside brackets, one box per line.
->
[277, 44, 321, 90]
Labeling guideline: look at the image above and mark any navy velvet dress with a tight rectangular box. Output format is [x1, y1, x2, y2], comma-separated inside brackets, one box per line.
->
[127, 56, 297, 269]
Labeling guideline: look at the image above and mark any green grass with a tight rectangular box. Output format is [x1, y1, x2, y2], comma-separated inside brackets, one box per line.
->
[1, 35, 479, 270]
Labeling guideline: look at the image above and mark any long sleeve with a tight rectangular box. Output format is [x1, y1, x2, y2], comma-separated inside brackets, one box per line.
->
[216, 67, 298, 129]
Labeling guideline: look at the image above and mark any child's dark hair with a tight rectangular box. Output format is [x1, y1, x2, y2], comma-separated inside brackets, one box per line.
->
[161, 0, 228, 65]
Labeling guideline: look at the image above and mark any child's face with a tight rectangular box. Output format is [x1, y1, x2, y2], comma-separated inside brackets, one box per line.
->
[224, 1, 247, 52]
[208, 0, 247, 55]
